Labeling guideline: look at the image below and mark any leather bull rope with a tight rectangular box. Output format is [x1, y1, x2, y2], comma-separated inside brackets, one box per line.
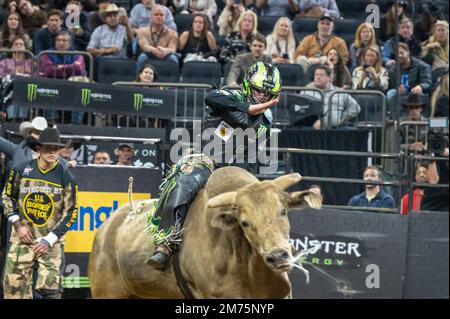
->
[173, 250, 195, 299]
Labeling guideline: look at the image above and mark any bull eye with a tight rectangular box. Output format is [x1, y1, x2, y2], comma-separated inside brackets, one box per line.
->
[280, 210, 287, 217]
[241, 220, 250, 228]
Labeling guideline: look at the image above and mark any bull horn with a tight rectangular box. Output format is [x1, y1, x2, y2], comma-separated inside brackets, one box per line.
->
[207, 191, 237, 208]
[272, 173, 302, 191]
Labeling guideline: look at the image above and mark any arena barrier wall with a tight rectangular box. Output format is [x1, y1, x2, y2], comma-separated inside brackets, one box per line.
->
[289, 208, 449, 299]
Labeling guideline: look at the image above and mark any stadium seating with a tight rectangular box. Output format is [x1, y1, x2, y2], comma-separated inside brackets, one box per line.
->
[174, 14, 194, 34]
[181, 61, 222, 87]
[258, 16, 280, 35]
[146, 60, 180, 83]
[96, 57, 137, 84]
[274, 63, 307, 87]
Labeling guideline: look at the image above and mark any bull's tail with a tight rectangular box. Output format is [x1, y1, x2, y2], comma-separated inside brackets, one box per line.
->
[128, 177, 135, 211]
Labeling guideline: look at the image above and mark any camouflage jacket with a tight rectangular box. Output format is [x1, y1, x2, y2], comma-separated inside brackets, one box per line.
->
[2, 158, 78, 245]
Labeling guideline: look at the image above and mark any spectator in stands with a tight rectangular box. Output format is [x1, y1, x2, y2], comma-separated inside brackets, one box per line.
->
[63, 0, 92, 51]
[431, 72, 448, 118]
[382, 17, 422, 67]
[12, 0, 47, 37]
[39, 31, 85, 79]
[216, 0, 247, 37]
[177, 0, 217, 25]
[218, 10, 257, 64]
[297, 0, 340, 19]
[264, 16, 296, 64]
[301, 65, 360, 129]
[137, 63, 158, 82]
[379, 0, 408, 42]
[256, 0, 299, 18]
[0, 11, 30, 48]
[33, 9, 64, 54]
[401, 163, 429, 214]
[352, 45, 389, 92]
[422, 147, 449, 212]
[348, 165, 395, 209]
[399, 94, 428, 155]
[349, 22, 379, 69]
[89, 0, 112, 31]
[87, 3, 133, 58]
[421, 20, 449, 72]
[92, 149, 112, 164]
[0, 35, 32, 121]
[226, 32, 271, 86]
[325, 47, 351, 89]
[179, 13, 218, 64]
[415, 2, 445, 42]
[136, 4, 178, 72]
[115, 142, 135, 166]
[387, 43, 432, 111]
[129, 0, 176, 31]
[40, 31, 86, 124]
[293, 12, 349, 74]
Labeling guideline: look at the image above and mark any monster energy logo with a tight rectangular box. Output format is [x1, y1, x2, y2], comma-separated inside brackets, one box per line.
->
[134, 93, 143, 111]
[27, 83, 37, 102]
[81, 88, 91, 106]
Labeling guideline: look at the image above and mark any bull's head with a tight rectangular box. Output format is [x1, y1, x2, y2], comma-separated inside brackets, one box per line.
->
[207, 173, 322, 273]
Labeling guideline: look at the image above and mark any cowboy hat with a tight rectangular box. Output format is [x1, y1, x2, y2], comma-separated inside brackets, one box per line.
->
[422, 2, 443, 17]
[402, 94, 425, 108]
[386, 0, 408, 10]
[29, 127, 70, 152]
[19, 116, 48, 138]
[100, 3, 120, 20]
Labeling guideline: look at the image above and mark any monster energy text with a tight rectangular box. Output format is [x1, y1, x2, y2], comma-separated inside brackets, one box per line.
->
[27, 84, 59, 102]
[81, 88, 111, 106]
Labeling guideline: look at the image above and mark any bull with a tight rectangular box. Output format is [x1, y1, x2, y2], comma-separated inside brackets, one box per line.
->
[88, 166, 321, 298]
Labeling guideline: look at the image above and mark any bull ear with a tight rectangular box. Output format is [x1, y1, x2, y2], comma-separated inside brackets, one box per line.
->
[207, 191, 237, 208]
[272, 173, 302, 191]
[288, 190, 322, 210]
[210, 210, 238, 231]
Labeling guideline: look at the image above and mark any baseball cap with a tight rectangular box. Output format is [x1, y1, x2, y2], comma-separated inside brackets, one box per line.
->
[319, 12, 335, 22]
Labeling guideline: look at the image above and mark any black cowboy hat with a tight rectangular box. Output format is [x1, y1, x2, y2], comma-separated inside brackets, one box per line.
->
[402, 94, 425, 108]
[387, 0, 408, 10]
[422, 2, 444, 17]
[29, 127, 70, 152]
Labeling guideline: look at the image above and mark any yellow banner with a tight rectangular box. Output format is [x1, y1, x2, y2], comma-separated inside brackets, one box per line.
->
[65, 192, 150, 253]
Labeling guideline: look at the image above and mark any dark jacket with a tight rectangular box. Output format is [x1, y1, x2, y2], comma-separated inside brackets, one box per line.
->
[388, 57, 433, 93]
[382, 35, 422, 64]
[33, 27, 67, 54]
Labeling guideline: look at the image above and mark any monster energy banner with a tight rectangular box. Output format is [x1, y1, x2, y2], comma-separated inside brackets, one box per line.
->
[288, 208, 449, 299]
[12, 76, 175, 119]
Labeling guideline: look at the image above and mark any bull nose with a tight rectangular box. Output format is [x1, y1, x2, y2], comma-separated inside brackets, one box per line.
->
[266, 249, 290, 266]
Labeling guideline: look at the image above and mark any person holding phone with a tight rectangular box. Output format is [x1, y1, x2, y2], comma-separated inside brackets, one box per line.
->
[352, 45, 388, 92]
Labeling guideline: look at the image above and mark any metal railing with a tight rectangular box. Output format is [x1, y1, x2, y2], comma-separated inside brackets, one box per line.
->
[0, 49, 35, 76]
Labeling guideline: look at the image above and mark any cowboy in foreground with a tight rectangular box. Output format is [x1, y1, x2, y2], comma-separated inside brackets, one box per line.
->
[2, 127, 78, 299]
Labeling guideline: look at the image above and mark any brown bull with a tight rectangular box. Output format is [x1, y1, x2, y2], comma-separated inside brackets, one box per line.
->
[88, 166, 321, 298]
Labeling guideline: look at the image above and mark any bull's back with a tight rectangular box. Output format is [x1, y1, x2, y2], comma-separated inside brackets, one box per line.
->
[88, 201, 141, 298]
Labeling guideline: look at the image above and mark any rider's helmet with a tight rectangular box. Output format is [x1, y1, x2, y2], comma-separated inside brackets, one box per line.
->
[242, 62, 281, 103]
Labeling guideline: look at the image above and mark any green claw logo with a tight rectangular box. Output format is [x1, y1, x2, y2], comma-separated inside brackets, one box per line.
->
[81, 88, 91, 106]
[27, 84, 37, 102]
[134, 93, 143, 111]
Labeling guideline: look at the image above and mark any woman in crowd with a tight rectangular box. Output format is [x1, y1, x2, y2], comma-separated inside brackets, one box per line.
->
[0, 11, 30, 48]
[431, 73, 448, 118]
[0, 35, 32, 120]
[421, 20, 449, 72]
[351, 45, 388, 92]
[216, 0, 249, 37]
[178, 13, 218, 63]
[264, 16, 296, 64]
[379, 0, 408, 41]
[349, 22, 379, 69]
[219, 10, 258, 64]
[137, 63, 158, 83]
[326, 48, 351, 89]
